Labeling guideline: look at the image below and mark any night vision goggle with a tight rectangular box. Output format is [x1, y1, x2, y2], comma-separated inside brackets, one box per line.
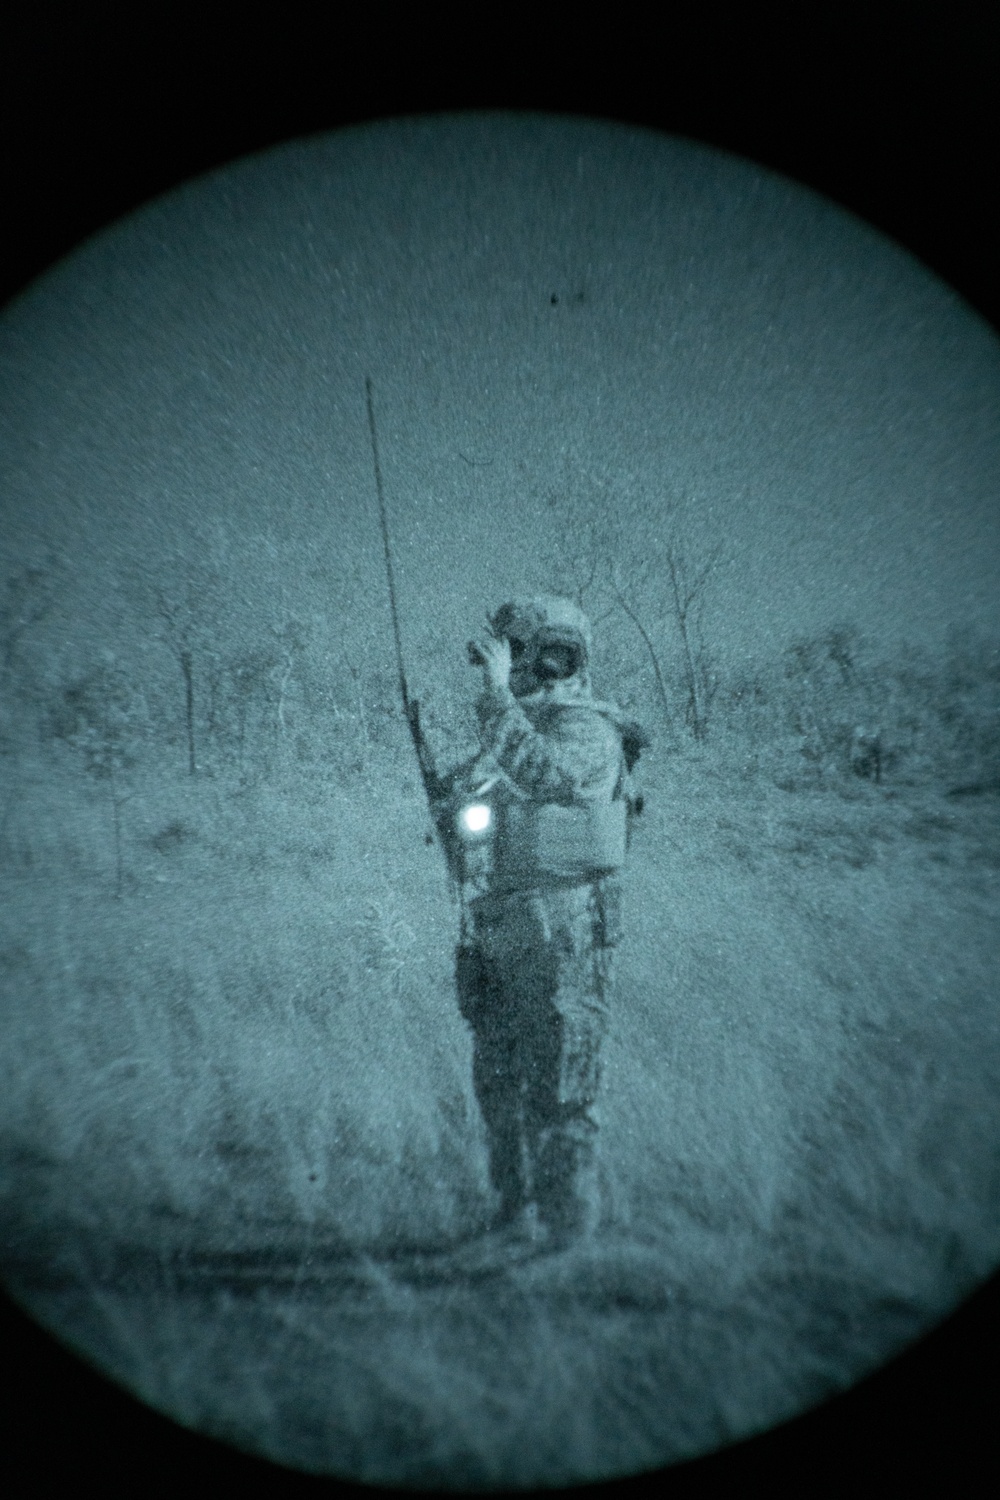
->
[467, 628, 585, 681]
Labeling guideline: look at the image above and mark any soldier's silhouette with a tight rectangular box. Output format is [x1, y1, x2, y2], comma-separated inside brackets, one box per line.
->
[434, 597, 647, 1250]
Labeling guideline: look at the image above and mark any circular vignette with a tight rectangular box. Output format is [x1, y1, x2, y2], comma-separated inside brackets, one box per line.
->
[1, 112, 998, 1490]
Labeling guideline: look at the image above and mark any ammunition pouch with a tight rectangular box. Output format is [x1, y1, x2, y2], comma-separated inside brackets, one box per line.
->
[495, 796, 627, 884]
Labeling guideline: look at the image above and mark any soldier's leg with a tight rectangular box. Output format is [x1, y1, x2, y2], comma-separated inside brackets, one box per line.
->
[493, 931, 563, 1226]
[518, 984, 566, 1209]
[532, 1006, 606, 1242]
[532, 882, 618, 1242]
[457, 942, 531, 1221]
[472, 1022, 530, 1222]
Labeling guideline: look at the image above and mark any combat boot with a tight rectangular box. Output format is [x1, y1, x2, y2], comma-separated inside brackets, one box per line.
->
[533, 1128, 602, 1249]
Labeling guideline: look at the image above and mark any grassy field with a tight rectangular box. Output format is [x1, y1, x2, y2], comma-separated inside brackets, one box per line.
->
[2, 724, 998, 1487]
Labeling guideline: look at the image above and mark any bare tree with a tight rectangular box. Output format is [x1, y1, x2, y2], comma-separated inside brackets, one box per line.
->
[1, 560, 61, 850]
[540, 467, 677, 736]
[664, 544, 721, 741]
[1, 561, 56, 673]
[607, 565, 674, 733]
[154, 563, 234, 777]
[156, 586, 200, 775]
[49, 662, 140, 896]
[540, 464, 723, 743]
[272, 617, 308, 740]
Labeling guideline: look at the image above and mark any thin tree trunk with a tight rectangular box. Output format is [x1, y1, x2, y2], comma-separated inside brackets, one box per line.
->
[611, 581, 676, 738]
[109, 758, 123, 898]
[667, 554, 706, 740]
[0, 779, 17, 855]
[277, 655, 293, 735]
[676, 614, 705, 739]
[180, 649, 196, 774]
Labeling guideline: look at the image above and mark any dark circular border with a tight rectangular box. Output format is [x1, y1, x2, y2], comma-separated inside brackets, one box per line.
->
[1, 7, 997, 1495]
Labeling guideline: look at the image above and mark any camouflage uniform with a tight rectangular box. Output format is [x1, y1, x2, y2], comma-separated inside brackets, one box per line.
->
[440, 598, 644, 1245]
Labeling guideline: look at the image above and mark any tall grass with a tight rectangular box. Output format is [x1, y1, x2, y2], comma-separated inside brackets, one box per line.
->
[2, 629, 999, 1485]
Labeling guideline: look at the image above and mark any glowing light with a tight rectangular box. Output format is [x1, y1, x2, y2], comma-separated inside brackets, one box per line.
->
[461, 803, 492, 833]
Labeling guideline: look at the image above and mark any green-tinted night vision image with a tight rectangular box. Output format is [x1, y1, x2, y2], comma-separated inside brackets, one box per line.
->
[1, 114, 998, 1489]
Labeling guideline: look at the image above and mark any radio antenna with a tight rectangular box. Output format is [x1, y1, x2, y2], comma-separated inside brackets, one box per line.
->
[366, 377, 411, 719]
[364, 377, 443, 814]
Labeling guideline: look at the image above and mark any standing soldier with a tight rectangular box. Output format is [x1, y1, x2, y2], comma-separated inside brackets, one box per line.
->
[434, 597, 647, 1252]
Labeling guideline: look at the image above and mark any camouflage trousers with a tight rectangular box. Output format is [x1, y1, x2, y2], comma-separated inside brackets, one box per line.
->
[456, 876, 621, 1239]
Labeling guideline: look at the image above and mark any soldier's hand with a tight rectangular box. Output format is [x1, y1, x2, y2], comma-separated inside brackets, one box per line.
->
[472, 629, 512, 692]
